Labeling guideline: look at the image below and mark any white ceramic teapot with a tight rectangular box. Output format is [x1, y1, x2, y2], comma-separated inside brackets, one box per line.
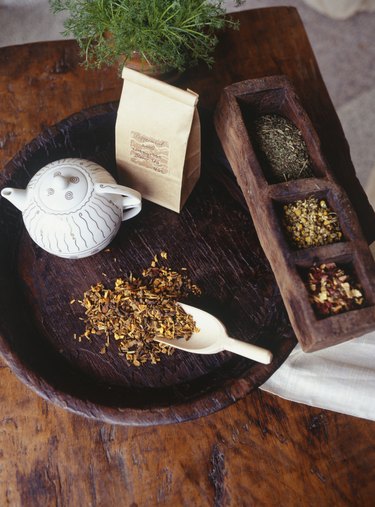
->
[1, 158, 142, 259]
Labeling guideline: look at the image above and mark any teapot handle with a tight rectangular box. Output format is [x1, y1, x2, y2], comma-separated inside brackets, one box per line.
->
[95, 183, 142, 221]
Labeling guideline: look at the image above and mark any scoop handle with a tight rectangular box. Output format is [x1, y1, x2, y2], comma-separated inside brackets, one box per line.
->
[224, 337, 273, 364]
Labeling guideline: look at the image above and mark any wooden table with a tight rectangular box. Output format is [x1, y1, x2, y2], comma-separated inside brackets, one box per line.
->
[0, 7, 374, 506]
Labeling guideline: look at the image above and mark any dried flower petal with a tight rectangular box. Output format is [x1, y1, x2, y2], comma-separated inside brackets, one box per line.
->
[73, 255, 200, 366]
[306, 263, 365, 317]
[283, 197, 342, 249]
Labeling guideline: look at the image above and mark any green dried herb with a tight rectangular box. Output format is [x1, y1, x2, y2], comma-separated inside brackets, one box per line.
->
[73, 253, 201, 366]
[283, 196, 343, 248]
[307, 262, 365, 317]
[253, 114, 313, 182]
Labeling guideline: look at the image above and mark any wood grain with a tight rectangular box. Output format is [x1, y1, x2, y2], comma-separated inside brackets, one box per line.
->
[0, 7, 374, 506]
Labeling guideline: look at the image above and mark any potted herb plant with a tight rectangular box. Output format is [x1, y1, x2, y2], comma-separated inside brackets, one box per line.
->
[49, 0, 244, 75]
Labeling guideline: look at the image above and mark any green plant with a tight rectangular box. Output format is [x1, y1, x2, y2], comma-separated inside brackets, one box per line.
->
[49, 0, 244, 71]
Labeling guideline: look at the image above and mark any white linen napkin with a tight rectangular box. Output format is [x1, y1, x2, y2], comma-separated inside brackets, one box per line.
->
[260, 331, 375, 420]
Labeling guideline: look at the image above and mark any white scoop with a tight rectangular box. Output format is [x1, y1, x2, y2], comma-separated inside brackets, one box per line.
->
[154, 303, 273, 364]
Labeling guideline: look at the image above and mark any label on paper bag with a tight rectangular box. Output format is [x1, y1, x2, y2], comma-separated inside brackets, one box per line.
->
[115, 67, 201, 213]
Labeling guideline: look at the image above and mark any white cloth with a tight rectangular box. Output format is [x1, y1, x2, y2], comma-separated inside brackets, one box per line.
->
[261, 332, 375, 420]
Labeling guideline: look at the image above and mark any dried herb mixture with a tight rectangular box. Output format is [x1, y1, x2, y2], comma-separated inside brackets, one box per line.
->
[283, 196, 343, 249]
[73, 253, 201, 366]
[253, 114, 313, 182]
[307, 262, 365, 317]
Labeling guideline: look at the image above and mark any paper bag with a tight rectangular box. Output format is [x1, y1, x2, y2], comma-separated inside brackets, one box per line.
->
[115, 68, 200, 213]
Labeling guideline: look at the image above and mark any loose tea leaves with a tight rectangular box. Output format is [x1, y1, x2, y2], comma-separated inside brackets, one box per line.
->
[307, 262, 365, 317]
[253, 114, 313, 182]
[283, 197, 343, 248]
[73, 254, 201, 366]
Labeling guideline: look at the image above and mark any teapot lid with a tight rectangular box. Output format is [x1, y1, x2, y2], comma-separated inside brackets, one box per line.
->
[34, 160, 92, 213]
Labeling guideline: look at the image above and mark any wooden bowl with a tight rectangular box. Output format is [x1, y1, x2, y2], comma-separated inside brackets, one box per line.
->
[214, 75, 375, 352]
[0, 103, 296, 426]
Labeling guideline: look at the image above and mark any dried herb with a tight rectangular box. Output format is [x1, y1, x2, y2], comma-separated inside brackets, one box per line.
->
[253, 114, 313, 182]
[73, 253, 201, 366]
[283, 196, 343, 248]
[307, 262, 365, 317]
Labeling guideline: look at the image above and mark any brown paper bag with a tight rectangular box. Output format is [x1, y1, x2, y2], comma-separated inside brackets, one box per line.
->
[115, 68, 200, 213]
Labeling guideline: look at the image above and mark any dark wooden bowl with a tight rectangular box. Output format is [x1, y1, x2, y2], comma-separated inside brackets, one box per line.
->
[214, 76, 375, 352]
[0, 103, 296, 426]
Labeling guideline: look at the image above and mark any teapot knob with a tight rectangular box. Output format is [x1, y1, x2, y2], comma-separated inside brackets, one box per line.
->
[52, 174, 70, 191]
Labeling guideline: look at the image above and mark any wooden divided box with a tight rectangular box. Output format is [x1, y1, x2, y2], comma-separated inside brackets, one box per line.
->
[214, 75, 375, 352]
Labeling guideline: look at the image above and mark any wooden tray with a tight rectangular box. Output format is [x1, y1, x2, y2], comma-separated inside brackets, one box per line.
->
[214, 76, 375, 352]
[0, 103, 296, 426]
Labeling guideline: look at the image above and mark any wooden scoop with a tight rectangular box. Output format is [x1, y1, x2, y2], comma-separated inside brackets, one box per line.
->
[154, 303, 273, 364]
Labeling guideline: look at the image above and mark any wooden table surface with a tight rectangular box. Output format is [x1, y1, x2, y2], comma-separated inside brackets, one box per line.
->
[0, 7, 374, 506]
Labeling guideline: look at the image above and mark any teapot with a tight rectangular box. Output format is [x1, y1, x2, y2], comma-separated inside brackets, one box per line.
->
[1, 158, 142, 259]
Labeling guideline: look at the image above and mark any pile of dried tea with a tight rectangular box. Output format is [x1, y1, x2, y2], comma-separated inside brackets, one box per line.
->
[306, 262, 365, 317]
[253, 114, 313, 182]
[282, 196, 343, 248]
[73, 253, 201, 366]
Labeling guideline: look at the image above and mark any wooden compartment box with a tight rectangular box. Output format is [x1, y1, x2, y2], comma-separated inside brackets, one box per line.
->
[214, 75, 375, 352]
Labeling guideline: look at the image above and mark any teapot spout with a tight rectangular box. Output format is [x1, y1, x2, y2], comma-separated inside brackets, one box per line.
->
[1, 188, 28, 212]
